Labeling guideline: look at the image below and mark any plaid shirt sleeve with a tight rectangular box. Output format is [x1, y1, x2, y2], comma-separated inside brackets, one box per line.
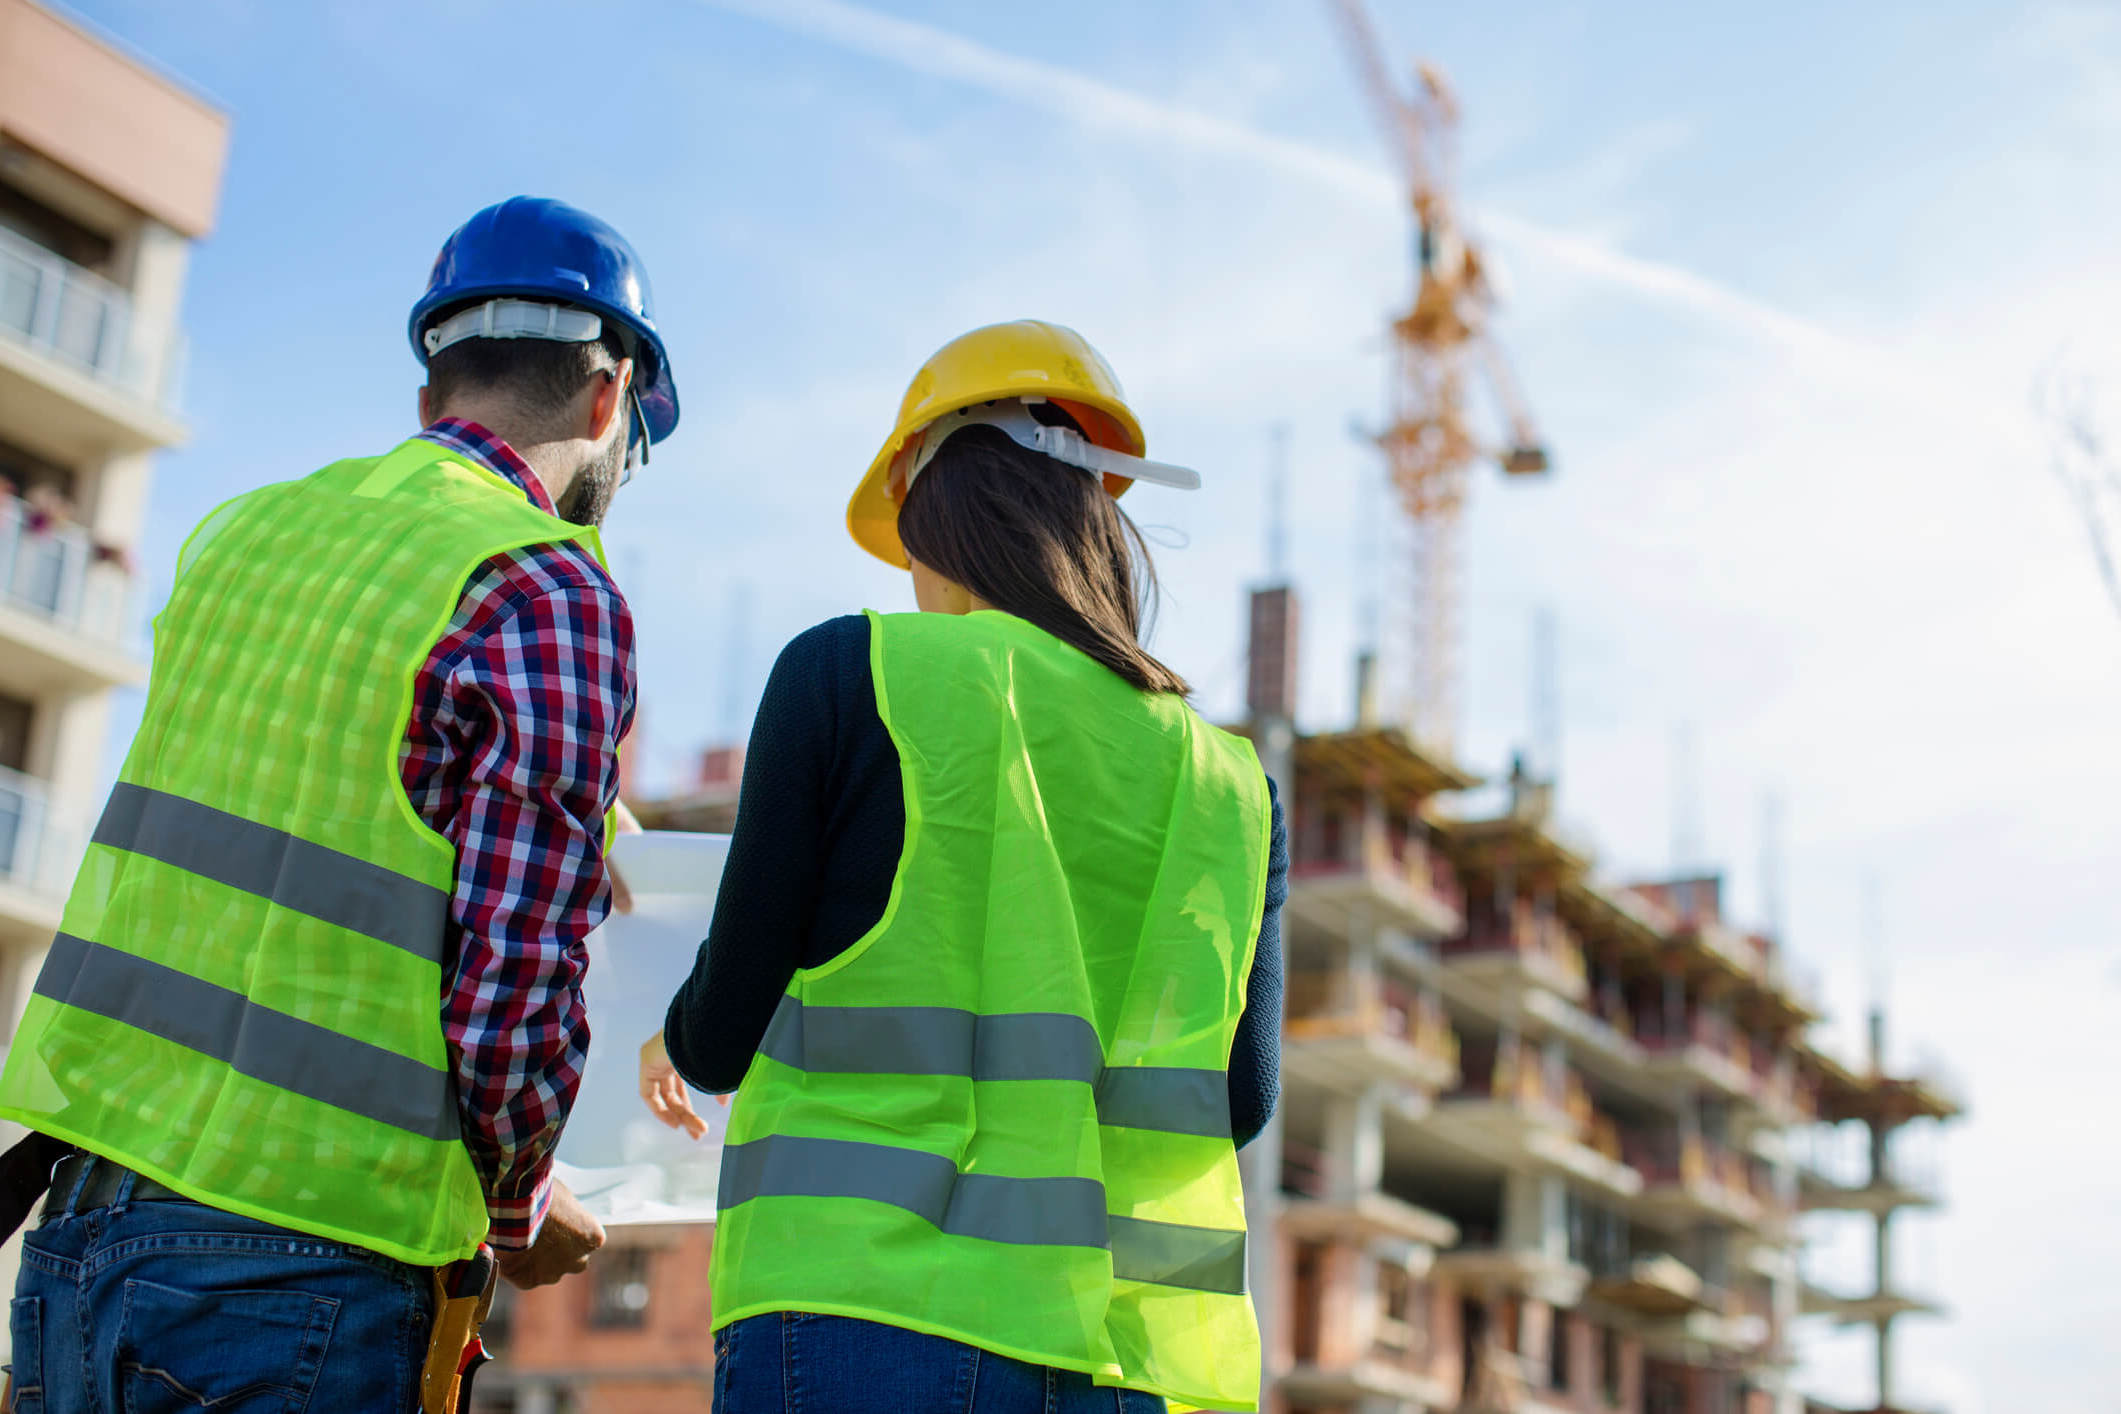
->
[402, 543, 636, 1251]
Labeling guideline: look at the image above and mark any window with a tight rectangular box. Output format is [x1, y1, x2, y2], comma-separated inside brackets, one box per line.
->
[587, 1246, 653, 1328]
[0, 437, 76, 505]
[1601, 1325, 1624, 1407]
[1376, 1262, 1411, 1353]
[1291, 1241, 1325, 1362]
[0, 182, 115, 272]
[1644, 1361, 1685, 1414]
[1381, 1262, 1411, 1322]
[1546, 1308, 1571, 1392]
[0, 694, 30, 774]
[1375, 1262, 1427, 1358]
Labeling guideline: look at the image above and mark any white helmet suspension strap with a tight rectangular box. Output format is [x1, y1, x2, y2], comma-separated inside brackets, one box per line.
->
[901, 398, 1202, 496]
[421, 298, 603, 357]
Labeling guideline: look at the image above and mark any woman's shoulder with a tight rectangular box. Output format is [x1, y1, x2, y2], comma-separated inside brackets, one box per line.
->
[778, 613, 873, 665]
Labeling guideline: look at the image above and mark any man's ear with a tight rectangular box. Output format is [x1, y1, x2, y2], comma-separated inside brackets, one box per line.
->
[587, 358, 634, 443]
[418, 384, 436, 427]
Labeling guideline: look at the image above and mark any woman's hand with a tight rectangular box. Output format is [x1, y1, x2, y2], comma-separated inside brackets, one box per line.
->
[608, 798, 644, 915]
[639, 1030, 712, 1139]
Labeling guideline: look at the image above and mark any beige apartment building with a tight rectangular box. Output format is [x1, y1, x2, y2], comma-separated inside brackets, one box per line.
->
[0, 0, 229, 1317]
[0, 0, 227, 1025]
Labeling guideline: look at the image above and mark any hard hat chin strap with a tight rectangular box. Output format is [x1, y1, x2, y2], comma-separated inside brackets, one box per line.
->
[901, 399, 1201, 496]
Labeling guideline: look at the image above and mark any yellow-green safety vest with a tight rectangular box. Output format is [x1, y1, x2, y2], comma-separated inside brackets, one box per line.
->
[710, 609, 1270, 1411]
[0, 437, 605, 1267]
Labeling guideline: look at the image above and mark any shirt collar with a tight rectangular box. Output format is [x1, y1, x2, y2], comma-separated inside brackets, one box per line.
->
[417, 419, 558, 516]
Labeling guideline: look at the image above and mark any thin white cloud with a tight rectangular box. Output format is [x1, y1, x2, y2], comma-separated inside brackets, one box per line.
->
[686, 0, 2031, 450]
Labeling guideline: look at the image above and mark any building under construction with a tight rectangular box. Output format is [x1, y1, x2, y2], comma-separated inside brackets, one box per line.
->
[478, 582, 1960, 1414]
[1233, 584, 1961, 1414]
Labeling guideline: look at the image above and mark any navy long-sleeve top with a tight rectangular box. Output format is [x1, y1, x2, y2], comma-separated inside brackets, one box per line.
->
[663, 614, 1286, 1146]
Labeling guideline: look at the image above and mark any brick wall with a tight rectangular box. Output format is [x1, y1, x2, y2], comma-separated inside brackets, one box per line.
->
[497, 1223, 716, 1411]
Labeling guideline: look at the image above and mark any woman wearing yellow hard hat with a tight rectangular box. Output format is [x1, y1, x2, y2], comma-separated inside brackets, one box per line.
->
[643, 320, 1287, 1413]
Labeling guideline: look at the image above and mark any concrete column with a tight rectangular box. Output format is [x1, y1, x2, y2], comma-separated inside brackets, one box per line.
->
[1343, 904, 1380, 1017]
[1875, 1315, 1895, 1412]
[1874, 1204, 1895, 1409]
[515, 1385, 557, 1414]
[1541, 1033, 1568, 1112]
[1502, 1168, 1566, 1266]
[1241, 710, 1294, 1408]
[1238, 1109, 1284, 1394]
[116, 219, 190, 405]
[84, 449, 153, 554]
[43, 688, 111, 843]
[1323, 1084, 1385, 1202]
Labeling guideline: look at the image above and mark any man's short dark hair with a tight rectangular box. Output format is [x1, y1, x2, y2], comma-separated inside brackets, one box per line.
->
[424, 313, 625, 437]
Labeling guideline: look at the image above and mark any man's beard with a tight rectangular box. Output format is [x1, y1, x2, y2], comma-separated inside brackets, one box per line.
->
[555, 433, 625, 527]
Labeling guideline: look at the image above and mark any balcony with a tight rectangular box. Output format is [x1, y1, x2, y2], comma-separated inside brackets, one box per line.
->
[1288, 805, 1464, 940]
[1279, 1358, 1452, 1412]
[1636, 1010, 1756, 1099]
[1629, 1134, 1767, 1231]
[1797, 1261, 1944, 1327]
[0, 765, 77, 938]
[1442, 905, 1590, 1005]
[0, 224, 185, 456]
[1284, 1231, 1455, 1411]
[1285, 970, 1460, 1097]
[1742, 1044, 1818, 1124]
[1281, 1179, 1460, 1252]
[0, 493, 143, 691]
[1432, 1045, 1642, 1199]
[1793, 1127, 1942, 1216]
[1433, 1245, 1590, 1309]
[1587, 1250, 1712, 1317]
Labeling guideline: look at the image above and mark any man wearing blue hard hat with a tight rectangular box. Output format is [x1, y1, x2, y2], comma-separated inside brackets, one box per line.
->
[0, 197, 679, 1413]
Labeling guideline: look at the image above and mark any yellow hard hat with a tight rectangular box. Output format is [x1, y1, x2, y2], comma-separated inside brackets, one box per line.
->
[848, 320, 1151, 569]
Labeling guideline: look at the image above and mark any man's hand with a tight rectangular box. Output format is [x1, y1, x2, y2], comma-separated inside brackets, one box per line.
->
[640, 1029, 715, 1138]
[496, 1179, 606, 1291]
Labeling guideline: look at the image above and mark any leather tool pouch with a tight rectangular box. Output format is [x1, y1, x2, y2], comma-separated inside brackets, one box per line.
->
[420, 1244, 497, 1414]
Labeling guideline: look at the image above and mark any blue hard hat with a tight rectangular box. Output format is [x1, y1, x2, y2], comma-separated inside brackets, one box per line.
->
[410, 197, 679, 444]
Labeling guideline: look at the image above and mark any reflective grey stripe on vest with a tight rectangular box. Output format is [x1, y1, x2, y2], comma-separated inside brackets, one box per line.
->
[1107, 1214, 1248, 1295]
[92, 783, 449, 965]
[719, 1134, 1246, 1295]
[757, 999, 1229, 1138]
[719, 1134, 1106, 1248]
[35, 933, 458, 1143]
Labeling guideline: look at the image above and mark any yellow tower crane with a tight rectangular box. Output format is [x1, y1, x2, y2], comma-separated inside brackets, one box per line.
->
[1327, 0, 1551, 753]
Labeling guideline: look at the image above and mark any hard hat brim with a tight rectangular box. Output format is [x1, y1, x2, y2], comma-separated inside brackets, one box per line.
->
[847, 387, 1146, 570]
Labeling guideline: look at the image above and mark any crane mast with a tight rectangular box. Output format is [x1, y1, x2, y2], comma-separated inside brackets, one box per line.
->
[1327, 0, 1551, 753]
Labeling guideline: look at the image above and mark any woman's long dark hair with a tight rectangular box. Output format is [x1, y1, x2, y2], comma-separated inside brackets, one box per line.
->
[896, 421, 1190, 695]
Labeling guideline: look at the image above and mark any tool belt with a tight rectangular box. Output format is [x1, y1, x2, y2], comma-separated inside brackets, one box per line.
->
[0, 1134, 499, 1414]
[423, 1245, 498, 1414]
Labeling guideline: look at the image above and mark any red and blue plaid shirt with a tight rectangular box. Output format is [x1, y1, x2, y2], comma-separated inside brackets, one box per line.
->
[402, 418, 635, 1250]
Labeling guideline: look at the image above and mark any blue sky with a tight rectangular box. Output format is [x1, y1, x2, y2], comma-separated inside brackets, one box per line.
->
[60, 2, 2121, 1409]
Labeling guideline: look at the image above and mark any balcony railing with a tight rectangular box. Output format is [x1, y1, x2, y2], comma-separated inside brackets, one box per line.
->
[1637, 1009, 1758, 1083]
[1293, 806, 1464, 917]
[1453, 1042, 1595, 1138]
[1444, 908, 1589, 993]
[1626, 1133, 1778, 1220]
[0, 224, 181, 408]
[1285, 970, 1461, 1075]
[0, 765, 81, 900]
[0, 495, 132, 645]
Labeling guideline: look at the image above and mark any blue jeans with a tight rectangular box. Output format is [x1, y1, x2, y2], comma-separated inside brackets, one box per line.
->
[714, 1313, 1169, 1414]
[8, 1161, 435, 1413]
